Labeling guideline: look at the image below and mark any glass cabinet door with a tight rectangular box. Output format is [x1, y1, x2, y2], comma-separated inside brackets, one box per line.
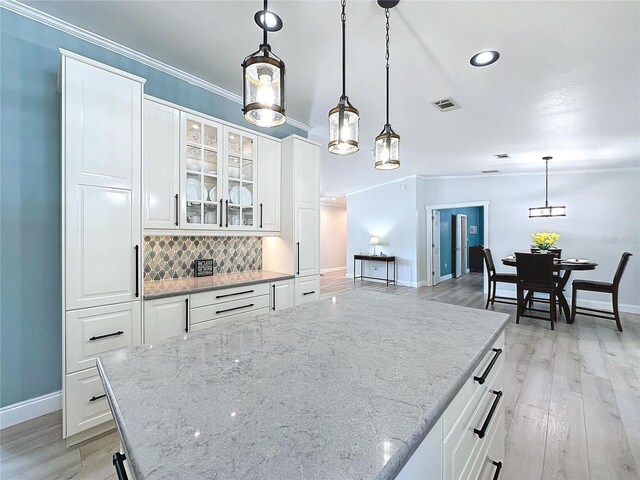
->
[181, 114, 223, 229]
[224, 127, 257, 230]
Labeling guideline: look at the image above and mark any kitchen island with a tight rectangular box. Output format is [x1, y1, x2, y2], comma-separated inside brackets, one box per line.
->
[98, 290, 510, 480]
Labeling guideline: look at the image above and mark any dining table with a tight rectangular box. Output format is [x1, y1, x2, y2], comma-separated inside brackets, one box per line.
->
[501, 255, 598, 321]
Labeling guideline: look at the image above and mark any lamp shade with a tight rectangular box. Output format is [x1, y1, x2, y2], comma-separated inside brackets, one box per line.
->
[242, 49, 286, 127]
[369, 236, 380, 245]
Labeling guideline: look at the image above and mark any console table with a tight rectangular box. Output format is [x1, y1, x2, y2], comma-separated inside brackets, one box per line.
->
[353, 255, 396, 286]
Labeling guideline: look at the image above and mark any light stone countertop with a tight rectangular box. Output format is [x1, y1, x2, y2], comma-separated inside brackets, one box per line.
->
[143, 270, 294, 300]
[97, 290, 510, 480]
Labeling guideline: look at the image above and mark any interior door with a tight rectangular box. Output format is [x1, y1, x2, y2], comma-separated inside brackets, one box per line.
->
[455, 214, 468, 278]
[432, 211, 441, 285]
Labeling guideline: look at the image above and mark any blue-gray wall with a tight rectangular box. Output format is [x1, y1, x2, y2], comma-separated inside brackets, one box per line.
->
[438, 207, 484, 277]
[0, 9, 307, 407]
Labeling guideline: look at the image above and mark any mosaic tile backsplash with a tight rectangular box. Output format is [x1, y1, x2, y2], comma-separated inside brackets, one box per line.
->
[144, 236, 262, 281]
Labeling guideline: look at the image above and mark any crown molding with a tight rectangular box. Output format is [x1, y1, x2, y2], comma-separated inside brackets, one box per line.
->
[345, 175, 418, 197]
[417, 166, 640, 181]
[1, 0, 311, 132]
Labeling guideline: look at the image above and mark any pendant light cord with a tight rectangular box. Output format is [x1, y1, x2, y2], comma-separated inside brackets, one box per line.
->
[545, 158, 549, 208]
[341, 0, 346, 97]
[385, 8, 390, 125]
[262, 0, 268, 47]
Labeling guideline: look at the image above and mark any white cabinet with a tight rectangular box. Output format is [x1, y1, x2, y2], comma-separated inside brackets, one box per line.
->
[143, 99, 180, 229]
[144, 295, 189, 343]
[294, 276, 320, 306]
[257, 137, 281, 232]
[61, 50, 144, 442]
[63, 53, 143, 311]
[263, 137, 321, 294]
[271, 280, 294, 311]
[223, 126, 258, 230]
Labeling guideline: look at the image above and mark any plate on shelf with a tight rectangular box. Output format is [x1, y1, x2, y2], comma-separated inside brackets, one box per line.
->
[565, 258, 590, 264]
[208, 187, 216, 202]
[186, 178, 202, 201]
[229, 185, 252, 207]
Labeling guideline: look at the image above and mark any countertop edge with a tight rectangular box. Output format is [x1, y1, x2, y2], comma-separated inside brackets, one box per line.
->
[143, 273, 296, 300]
[97, 357, 140, 480]
[377, 311, 511, 480]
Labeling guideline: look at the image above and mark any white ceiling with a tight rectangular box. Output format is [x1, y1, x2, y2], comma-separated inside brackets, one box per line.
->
[24, 0, 640, 196]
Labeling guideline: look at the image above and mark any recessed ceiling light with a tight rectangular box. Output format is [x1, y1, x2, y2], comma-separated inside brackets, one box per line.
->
[481, 170, 499, 173]
[254, 10, 283, 31]
[494, 153, 510, 159]
[470, 50, 500, 67]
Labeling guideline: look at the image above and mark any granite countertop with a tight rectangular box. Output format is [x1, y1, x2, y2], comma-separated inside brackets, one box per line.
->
[143, 270, 294, 300]
[97, 290, 510, 480]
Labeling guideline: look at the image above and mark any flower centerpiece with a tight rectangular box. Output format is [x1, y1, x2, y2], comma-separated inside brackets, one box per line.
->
[531, 232, 561, 252]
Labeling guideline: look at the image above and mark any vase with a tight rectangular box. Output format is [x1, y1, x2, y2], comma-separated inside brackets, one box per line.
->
[539, 249, 549, 254]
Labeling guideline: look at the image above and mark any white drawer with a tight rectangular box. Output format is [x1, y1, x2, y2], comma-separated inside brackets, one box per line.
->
[190, 282, 270, 308]
[66, 302, 141, 374]
[295, 275, 320, 306]
[65, 368, 112, 437]
[444, 360, 504, 480]
[444, 332, 505, 436]
[190, 294, 270, 325]
[191, 306, 270, 332]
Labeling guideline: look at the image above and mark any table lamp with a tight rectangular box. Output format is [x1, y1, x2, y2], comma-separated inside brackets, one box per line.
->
[369, 236, 380, 255]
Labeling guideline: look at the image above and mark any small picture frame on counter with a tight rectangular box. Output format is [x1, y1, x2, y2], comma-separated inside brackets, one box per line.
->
[194, 259, 214, 277]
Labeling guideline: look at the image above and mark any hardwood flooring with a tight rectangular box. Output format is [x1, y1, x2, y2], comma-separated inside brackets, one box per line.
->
[1, 270, 638, 479]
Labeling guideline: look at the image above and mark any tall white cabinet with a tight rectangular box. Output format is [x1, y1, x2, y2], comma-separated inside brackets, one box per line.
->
[61, 50, 144, 443]
[263, 136, 320, 305]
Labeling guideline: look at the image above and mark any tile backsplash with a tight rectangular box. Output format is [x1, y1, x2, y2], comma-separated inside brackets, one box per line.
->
[144, 235, 262, 281]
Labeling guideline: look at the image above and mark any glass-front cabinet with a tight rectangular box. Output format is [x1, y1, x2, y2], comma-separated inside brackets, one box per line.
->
[179, 114, 258, 231]
[223, 126, 257, 230]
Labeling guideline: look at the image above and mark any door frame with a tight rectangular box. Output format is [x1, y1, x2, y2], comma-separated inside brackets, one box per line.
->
[424, 201, 490, 290]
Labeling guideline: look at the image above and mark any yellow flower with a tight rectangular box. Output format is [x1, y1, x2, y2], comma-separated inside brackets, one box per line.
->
[531, 232, 560, 250]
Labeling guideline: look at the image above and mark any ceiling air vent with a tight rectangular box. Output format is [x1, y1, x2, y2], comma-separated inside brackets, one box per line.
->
[494, 153, 510, 159]
[481, 170, 499, 174]
[431, 98, 460, 112]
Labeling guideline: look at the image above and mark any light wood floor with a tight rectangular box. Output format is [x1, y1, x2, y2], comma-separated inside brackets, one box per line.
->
[2, 270, 638, 479]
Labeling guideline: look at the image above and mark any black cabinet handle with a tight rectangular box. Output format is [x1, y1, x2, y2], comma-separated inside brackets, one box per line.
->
[112, 452, 129, 480]
[272, 284, 276, 310]
[303, 291, 316, 296]
[216, 289, 254, 299]
[216, 303, 254, 315]
[219, 199, 223, 227]
[89, 394, 106, 402]
[134, 245, 139, 297]
[225, 199, 229, 228]
[474, 390, 503, 439]
[89, 331, 124, 341]
[259, 203, 263, 229]
[296, 242, 300, 275]
[491, 460, 503, 480]
[185, 298, 189, 333]
[174, 194, 179, 226]
[474, 348, 502, 384]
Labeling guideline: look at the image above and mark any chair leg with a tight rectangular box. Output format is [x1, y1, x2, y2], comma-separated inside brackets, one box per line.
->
[550, 292, 556, 330]
[612, 291, 623, 332]
[516, 287, 522, 324]
[485, 280, 492, 309]
[491, 281, 497, 306]
[571, 286, 577, 323]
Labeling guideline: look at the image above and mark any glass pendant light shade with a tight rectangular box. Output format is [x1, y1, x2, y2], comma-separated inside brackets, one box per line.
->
[374, 124, 400, 170]
[328, 97, 359, 154]
[242, 48, 286, 127]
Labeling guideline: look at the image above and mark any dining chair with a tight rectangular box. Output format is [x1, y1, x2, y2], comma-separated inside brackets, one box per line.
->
[515, 253, 558, 330]
[482, 248, 518, 309]
[528, 248, 562, 310]
[571, 252, 633, 332]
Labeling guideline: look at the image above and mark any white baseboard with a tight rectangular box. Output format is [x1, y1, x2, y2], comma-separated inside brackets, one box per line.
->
[320, 266, 347, 274]
[347, 273, 416, 287]
[0, 390, 62, 429]
[495, 288, 640, 314]
[437, 274, 453, 282]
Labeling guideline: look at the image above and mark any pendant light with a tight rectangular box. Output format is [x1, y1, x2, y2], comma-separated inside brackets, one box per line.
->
[242, 0, 286, 128]
[529, 156, 567, 217]
[328, 0, 359, 155]
[374, 0, 400, 170]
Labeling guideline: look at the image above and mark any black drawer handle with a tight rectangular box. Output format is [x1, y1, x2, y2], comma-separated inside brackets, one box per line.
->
[89, 394, 106, 402]
[89, 331, 124, 341]
[303, 291, 316, 296]
[216, 303, 254, 315]
[225, 199, 229, 228]
[219, 199, 223, 227]
[174, 194, 179, 226]
[272, 284, 276, 311]
[474, 348, 502, 384]
[260, 203, 263, 229]
[185, 298, 189, 333]
[474, 390, 503, 439]
[112, 452, 129, 480]
[296, 242, 300, 275]
[491, 460, 503, 480]
[216, 289, 254, 299]
[134, 245, 139, 298]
